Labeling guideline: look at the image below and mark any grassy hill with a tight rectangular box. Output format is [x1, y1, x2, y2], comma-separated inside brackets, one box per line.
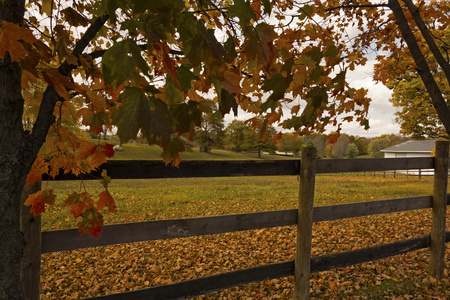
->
[102, 138, 296, 161]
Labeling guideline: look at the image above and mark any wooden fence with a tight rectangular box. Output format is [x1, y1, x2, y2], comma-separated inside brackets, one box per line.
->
[21, 141, 449, 299]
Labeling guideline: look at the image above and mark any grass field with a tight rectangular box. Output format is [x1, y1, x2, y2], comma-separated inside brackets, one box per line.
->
[39, 170, 450, 299]
[38, 141, 450, 299]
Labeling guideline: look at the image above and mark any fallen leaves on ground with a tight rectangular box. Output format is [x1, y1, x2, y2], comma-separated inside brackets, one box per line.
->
[40, 209, 450, 299]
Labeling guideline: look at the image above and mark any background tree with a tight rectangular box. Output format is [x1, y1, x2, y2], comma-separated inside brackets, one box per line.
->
[368, 138, 388, 158]
[387, 75, 448, 139]
[346, 143, 360, 158]
[303, 134, 326, 158]
[354, 137, 370, 156]
[195, 103, 225, 152]
[250, 125, 278, 157]
[278, 133, 302, 155]
[331, 134, 351, 158]
[375, 28, 450, 139]
[225, 120, 248, 152]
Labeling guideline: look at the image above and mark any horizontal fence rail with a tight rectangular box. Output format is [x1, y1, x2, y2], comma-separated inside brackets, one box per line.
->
[85, 233, 450, 300]
[42, 195, 450, 253]
[32, 150, 448, 300]
[46, 157, 435, 181]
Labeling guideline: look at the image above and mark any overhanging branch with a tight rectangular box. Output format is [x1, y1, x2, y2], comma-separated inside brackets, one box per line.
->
[402, 0, 450, 87]
[27, 14, 109, 164]
[388, 0, 450, 135]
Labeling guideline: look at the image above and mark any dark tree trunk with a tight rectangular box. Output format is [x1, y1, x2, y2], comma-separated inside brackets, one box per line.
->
[0, 1, 36, 299]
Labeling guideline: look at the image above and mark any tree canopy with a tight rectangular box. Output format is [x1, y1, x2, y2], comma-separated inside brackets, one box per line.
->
[1, 0, 450, 298]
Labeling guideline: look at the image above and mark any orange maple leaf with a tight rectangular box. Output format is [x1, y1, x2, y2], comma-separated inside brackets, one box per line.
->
[0, 21, 37, 61]
[27, 154, 49, 186]
[97, 190, 116, 213]
[24, 189, 56, 216]
[64, 192, 94, 219]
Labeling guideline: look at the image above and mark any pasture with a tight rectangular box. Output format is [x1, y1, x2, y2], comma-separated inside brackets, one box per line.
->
[40, 173, 450, 299]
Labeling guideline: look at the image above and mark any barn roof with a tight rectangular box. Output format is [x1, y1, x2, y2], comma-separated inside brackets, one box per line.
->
[380, 140, 436, 153]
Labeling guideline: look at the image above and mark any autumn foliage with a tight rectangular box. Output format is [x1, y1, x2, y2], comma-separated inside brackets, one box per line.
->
[1, 0, 448, 237]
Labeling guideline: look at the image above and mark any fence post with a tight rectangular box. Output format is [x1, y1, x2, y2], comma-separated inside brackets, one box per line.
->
[294, 147, 316, 300]
[20, 182, 42, 300]
[429, 141, 449, 279]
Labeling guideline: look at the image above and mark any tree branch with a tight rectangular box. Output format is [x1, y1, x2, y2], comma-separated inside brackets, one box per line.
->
[26, 14, 109, 166]
[402, 0, 450, 87]
[388, 0, 450, 135]
[325, 4, 389, 12]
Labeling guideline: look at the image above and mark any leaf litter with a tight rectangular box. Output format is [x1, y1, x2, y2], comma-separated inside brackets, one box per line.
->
[40, 175, 450, 299]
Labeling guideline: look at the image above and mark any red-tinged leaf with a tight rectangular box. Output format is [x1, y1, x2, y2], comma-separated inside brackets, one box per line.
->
[78, 143, 97, 161]
[101, 143, 115, 158]
[97, 190, 116, 213]
[77, 209, 104, 237]
[24, 189, 56, 216]
[326, 132, 340, 144]
[222, 70, 242, 94]
[64, 192, 95, 219]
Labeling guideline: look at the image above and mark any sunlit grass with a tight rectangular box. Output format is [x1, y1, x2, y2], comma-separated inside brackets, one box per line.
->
[41, 174, 435, 231]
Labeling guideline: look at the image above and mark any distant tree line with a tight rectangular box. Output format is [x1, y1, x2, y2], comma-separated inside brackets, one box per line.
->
[195, 112, 409, 159]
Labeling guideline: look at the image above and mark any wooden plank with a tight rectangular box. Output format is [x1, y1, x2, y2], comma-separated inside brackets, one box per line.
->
[316, 157, 433, 174]
[430, 141, 449, 279]
[311, 235, 431, 273]
[313, 196, 433, 222]
[294, 146, 316, 299]
[83, 235, 434, 300]
[42, 195, 436, 253]
[48, 160, 301, 180]
[20, 183, 41, 300]
[41, 209, 298, 253]
[83, 261, 295, 300]
[46, 157, 435, 180]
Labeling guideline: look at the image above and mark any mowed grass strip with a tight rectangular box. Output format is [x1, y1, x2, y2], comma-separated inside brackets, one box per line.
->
[40, 174, 450, 299]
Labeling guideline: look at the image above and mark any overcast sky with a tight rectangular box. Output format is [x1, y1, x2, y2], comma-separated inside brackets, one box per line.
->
[224, 56, 402, 138]
[326, 58, 401, 137]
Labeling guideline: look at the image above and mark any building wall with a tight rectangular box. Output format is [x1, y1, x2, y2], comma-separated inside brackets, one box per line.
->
[383, 152, 431, 158]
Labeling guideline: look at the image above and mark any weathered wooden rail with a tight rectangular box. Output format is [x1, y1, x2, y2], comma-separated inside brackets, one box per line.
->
[22, 142, 449, 300]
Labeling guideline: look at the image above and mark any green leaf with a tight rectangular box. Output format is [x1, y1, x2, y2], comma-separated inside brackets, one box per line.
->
[176, 65, 199, 94]
[261, 73, 293, 111]
[298, 5, 314, 20]
[325, 44, 339, 60]
[160, 136, 186, 166]
[310, 66, 323, 84]
[111, 87, 174, 145]
[306, 46, 323, 63]
[102, 40, 149, 87]
[228, 0, 256, 31]
[261, 0, 271, 15]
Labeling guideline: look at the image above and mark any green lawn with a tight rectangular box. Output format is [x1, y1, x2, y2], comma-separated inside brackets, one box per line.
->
[39, 156, 450, 300]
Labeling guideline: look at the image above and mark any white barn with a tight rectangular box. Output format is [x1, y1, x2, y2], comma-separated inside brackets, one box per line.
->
[380, 140, 436, 175]
[380, 140, 435, 158]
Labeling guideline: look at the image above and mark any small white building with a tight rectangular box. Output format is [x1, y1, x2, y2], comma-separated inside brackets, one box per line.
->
[380, 140, 435, 158]
[380, 140, 436, 175]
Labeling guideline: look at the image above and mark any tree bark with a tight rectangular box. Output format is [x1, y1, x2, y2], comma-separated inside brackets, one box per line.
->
[388, 0, 450, 135]
[0, 1, 29, 298]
